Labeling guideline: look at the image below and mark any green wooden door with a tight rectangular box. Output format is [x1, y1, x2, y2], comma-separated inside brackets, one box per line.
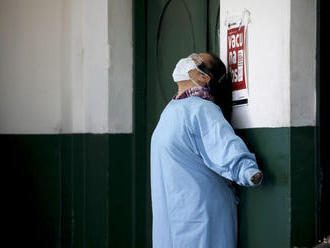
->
[145, 0, 220, 246]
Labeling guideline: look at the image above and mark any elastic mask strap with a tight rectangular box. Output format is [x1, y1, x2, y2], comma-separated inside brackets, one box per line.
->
[190, 78, 202, 88]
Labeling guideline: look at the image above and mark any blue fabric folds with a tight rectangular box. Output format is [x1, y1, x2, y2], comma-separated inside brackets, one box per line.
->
[150, 96, 263, 248]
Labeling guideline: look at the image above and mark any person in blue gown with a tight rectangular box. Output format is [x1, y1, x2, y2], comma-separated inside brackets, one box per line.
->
[150, 53, 263, 248]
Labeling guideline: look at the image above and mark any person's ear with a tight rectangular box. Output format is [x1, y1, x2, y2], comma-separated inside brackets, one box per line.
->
[199, 73, 211, 83]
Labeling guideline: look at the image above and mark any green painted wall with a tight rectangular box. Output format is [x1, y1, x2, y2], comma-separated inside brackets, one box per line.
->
[236, 126, 317, 248]
[290, 127, 318, 246]
[236, 128, 291, 247]
[2, 134, 133, 248]
[2, 126, 317, 247]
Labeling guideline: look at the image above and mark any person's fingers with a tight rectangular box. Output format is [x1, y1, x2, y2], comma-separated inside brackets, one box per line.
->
[251, 172, 262, 184]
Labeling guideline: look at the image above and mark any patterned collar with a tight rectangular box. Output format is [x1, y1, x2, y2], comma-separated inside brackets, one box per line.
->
[172, 86, 215, 102]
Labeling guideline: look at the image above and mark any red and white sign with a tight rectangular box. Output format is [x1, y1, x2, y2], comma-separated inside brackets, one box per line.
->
[224, 10, 250, 106]
[227, 26, 246, 91]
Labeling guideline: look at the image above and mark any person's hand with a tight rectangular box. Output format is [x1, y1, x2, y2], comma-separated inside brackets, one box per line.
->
[250, 172, 263, 184]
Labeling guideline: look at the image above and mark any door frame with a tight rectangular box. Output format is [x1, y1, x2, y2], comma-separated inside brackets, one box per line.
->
[133, 0, 148, 247]
[316, 0, 329, 241]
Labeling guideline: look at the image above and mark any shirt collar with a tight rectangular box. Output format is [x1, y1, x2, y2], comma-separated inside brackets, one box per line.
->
[172, 86, 215, 102]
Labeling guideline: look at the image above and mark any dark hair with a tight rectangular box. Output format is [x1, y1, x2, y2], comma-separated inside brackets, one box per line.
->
[205, 52, 233, 123]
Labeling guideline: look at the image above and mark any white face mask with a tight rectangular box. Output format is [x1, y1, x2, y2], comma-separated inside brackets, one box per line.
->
[172, 57, 204, 88]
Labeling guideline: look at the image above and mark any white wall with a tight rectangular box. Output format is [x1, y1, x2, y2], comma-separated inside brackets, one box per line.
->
[0, 0, 62, 134]
[81, 0, 110, 133]
[219, 0, 316, 129]
[0, 0, 315, 133]
[290, 0, 316, 127]
[108, 0, 133, 133]
[0, 0, 132, 134]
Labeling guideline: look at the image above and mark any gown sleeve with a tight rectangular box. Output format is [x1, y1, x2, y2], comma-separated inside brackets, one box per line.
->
[192, 102, 263, 187]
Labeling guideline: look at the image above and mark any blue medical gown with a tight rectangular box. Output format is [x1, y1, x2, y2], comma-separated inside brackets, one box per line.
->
[150, 96, 263, 248]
